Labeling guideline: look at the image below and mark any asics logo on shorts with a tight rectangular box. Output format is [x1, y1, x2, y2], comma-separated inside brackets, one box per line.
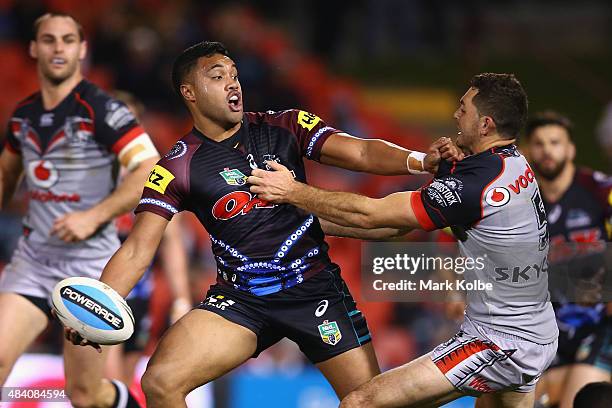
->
[314, 300, 329, 317]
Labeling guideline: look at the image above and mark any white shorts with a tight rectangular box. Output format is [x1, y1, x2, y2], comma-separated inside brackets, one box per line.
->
[0, 238, 110, 308]
[431, 316, 558, 395]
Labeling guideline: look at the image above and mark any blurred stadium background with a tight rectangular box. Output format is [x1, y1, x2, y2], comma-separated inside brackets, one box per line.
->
[1, 0, 611, 407]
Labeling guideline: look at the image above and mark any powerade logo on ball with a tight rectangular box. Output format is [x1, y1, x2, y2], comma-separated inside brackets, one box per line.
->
[61, 286, 124, 330]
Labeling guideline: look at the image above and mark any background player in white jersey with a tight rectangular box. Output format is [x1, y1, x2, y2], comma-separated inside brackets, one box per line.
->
[0, 13, 158, 408]
[525, 111, 612, 408]
[250, 73, 559, 407]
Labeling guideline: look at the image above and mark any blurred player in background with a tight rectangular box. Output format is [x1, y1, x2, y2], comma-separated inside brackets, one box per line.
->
[105, 91, 191, 388]
[525, 111, 612, 408]
[0, 13, 158, 408]
[250, 73, 559, 408]
[65, 40, 462, 407]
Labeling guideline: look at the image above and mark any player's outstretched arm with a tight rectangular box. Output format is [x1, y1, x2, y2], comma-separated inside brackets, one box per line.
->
[62, 211, 169, 350]
[0, 148, 24, 209]
[249, 161, 421, 230]
[100, 212, 169, 298]
[318, 134, 463, 175]
[319, 219, 411, 241]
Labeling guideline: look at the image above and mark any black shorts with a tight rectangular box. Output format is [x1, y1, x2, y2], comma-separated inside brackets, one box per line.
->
[197, 266, 371, 364]
[124, 297, 151, 353]
[549, 320, 612, 372]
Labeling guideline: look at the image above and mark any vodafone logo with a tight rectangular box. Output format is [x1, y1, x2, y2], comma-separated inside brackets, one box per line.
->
[485, 187, 510, 207]
[27, 160, 59, 189]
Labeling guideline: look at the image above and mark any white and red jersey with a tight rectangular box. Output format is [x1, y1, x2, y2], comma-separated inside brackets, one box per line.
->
[411, 145, 558, 344]
[5, 80, 146, 259]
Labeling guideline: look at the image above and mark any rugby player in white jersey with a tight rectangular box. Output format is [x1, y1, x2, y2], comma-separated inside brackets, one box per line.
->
[249, 73, 559, 408]
[0, 13, 158, 408]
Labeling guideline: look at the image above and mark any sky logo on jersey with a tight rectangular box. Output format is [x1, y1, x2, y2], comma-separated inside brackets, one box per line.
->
[145, 165, 175, 194]
[219, 168, 248, 186]
[297, 111, 321, 131]
[485, 187, 510, 207]
[318, 320, 342, 346]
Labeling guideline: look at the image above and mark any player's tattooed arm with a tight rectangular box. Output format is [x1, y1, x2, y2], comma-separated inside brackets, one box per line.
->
[319, 219, 411, 241]
[318, 134, 463, 175]
[249, 161, 421, 230]
[0, 148, 24, 209]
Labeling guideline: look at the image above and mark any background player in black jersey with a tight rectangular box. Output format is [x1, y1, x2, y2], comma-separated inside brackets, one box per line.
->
[63, 41, 462, 407]
[0, 13, 158, 408]
[525, 111, 612, 408]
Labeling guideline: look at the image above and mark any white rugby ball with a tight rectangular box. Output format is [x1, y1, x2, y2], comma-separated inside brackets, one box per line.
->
[51, 277, 134, 345]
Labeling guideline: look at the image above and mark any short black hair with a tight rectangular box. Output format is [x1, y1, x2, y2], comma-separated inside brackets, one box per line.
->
[171, 41, 230, 98]
[525, 110, 573, 142]
[470, 73, 528, 139]
[32, 12, 84, 42]
[574, 382, 612, 408]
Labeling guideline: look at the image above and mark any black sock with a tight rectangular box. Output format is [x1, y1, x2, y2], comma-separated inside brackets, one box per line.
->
[110, 379, 142, 408]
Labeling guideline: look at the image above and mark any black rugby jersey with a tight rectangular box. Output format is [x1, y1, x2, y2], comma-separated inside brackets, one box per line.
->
[135, 110, 340, 295]
[545, 168, 610, 245]
[544, 168, 611, 329]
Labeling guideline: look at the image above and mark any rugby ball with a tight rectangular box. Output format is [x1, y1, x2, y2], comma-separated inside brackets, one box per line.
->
[51, 277, 134, 345]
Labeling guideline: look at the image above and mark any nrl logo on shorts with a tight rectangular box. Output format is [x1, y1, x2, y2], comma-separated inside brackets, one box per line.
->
[205, 295, 235, 311]
[318, 320, 342, 346]
[219, 168, 248, 186]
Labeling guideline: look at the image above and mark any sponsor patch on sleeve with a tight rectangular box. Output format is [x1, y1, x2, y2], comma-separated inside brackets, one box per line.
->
[297, 110, 321, 131]
[145, 165, 175, 194]
[105, 100, 136, 131]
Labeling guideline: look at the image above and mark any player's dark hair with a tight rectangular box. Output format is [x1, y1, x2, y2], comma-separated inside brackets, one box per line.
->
[525, 110, 574, 142]
[32, 12, 84, 42]
[574, 382, 612, 408]
[172, 41, 230, 98]
[470, 73, 528, 140]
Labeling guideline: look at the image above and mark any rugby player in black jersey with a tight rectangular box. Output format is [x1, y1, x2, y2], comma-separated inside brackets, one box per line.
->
[526, 111, 612, 408]
[64, 41, 462, 407]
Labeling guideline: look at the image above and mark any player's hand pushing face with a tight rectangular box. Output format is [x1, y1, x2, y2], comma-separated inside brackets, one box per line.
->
[248, 160, 296, 203]
[424, 137, 464, 173]
[51, 209, 101, 242]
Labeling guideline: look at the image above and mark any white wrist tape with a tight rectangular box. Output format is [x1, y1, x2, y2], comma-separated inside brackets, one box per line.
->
[407, 151, 429, 175]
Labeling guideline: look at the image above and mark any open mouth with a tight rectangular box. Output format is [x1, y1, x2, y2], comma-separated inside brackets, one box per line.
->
[50, 57, 67, 67]
[227, 92, 242, 112]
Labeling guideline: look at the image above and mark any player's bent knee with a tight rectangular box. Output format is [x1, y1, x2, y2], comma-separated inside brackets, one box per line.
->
[340, 389, 372, 408]
[142, 366, 189, 402]
[141, 369, 167, 400]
